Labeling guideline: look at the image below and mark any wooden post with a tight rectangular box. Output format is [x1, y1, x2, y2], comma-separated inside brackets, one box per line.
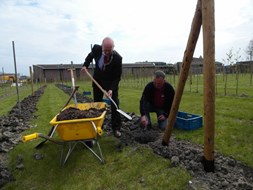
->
[12, 41, 21, 115]
[29, 66, 34, 96]
[215, 72, 218, 95]
[250, 60, 252, 86]
[68, 61, 78, 107]
[202, 0, 215, 172]
[189, 68, 192, 92]
[162, 0, 202, 145]
[196, 72, 199, 93]
[236, 64, 239, 96]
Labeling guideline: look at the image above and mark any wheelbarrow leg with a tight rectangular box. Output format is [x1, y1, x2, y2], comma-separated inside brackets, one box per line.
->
[96, 141, 105, 164]
[61, 142, 78, 166]
[82, 140, 104, 164]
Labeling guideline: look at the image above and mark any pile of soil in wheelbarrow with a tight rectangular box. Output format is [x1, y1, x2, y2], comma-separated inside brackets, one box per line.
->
[56, 107, 106, 121]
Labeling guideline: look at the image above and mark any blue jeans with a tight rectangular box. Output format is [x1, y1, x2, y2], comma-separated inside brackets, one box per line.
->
[144, 103, 167, 129]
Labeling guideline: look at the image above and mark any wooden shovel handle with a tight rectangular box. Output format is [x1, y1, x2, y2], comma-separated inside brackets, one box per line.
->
[63, 86, 79, 108]
[84, 68, 109, 97]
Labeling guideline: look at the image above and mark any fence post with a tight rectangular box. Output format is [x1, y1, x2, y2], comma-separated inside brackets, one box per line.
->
[12, 41, 21, 115]
[30, 66, 34, 96]
[202, 0, 215, 172]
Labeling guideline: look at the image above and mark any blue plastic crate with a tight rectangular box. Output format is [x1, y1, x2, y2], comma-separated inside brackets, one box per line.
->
[83, 91, 91, 96]
[175, 111, 203, 130]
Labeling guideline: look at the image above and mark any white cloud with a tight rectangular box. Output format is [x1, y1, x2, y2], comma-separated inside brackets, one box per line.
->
[0, 0, 252, 75]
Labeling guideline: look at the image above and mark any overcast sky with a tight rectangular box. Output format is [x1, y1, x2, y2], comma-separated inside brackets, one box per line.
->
[0, 0, 252, 75]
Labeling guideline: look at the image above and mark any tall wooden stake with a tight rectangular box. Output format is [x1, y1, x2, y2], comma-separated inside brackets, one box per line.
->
[162, 0, 202, 145]
[69, 61, 78, 107]
[202, 0, 215, 172]
[29, 66, 34, 96]
[12, 41, 21, 115]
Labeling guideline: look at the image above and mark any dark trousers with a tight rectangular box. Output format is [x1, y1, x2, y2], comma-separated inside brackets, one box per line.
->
[143, 102, 167, 129]
[93, 84, 121, 131]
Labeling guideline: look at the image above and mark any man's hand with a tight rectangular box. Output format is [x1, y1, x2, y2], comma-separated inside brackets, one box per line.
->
[141, 115, 147, 128]
[81, 66, 87, 73]
[107, 90, 113, 97]
[158, 114, 166, 121]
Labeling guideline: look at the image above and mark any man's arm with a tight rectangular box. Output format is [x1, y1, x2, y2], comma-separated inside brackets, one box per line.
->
[139, 84, 152, 127]
[83, 52, 93, 68]
[140, 84, 151, 116]
[82, 44, 101, 70]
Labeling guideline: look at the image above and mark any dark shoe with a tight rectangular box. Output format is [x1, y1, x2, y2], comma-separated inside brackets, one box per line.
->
[113, 130, 121, 138]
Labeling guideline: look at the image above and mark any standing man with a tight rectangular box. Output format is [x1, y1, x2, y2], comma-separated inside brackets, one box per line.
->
[140, 70, 175, 130]
[81, 37, 122, 138]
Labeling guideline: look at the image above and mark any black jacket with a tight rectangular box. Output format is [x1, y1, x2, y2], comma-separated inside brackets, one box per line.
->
[140, 81, 175, 117]
[83, 44, 122, 91]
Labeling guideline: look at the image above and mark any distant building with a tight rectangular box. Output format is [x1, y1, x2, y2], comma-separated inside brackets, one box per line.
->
[33, 64, 82, 83]
[236, 61, 253, 73]
[175, 56, 223, 74]
[33, 62, 175, 82]
[135, 61, 167, 66]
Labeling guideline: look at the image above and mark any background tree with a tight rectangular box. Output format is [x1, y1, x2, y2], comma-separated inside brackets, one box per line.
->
[234, 48, 242, 96]
[222, 48, 233, 95]
[222, 48, 242, 96]
[246, 39, 253, 60]
[246, 39, 253, 85]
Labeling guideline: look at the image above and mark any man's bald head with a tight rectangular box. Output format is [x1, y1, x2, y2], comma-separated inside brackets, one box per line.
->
[102, 37, 114, 56]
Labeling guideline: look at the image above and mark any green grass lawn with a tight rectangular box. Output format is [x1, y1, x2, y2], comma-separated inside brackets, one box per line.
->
[0, 83, 41, 116]
[3, 73, 253, 189]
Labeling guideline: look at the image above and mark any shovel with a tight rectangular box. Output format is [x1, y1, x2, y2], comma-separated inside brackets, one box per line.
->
[84, 68, 132, 121]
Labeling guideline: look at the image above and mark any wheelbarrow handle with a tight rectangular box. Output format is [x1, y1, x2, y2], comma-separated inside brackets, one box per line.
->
[23, 133, 63, 145]
[23, 133, 39, 142]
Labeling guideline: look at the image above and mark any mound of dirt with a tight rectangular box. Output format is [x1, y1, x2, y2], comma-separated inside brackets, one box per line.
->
[56, 107, 106, 121]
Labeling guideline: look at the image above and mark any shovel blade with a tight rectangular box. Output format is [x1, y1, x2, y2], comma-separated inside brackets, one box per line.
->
[117, 109, 132, 120]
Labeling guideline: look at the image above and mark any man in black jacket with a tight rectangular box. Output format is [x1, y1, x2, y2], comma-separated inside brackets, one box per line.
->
[81, 37, 122, 138]
[140, 70, 175, 130]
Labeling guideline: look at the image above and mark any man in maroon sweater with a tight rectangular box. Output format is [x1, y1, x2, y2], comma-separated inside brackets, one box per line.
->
[81, 37, 122, 138]
[140, 70, 175, 130]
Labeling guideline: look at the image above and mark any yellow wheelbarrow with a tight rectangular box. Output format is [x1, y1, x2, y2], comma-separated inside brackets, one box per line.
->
[23, 102, 107, 166]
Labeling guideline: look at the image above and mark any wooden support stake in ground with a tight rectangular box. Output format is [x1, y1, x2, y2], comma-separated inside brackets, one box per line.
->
[68, 61, 78, 107]
[202, 0, 215, 172]
[12, 41, 21, 115]
[29, 66, 34, 96]
[162, 0, 202, 145]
